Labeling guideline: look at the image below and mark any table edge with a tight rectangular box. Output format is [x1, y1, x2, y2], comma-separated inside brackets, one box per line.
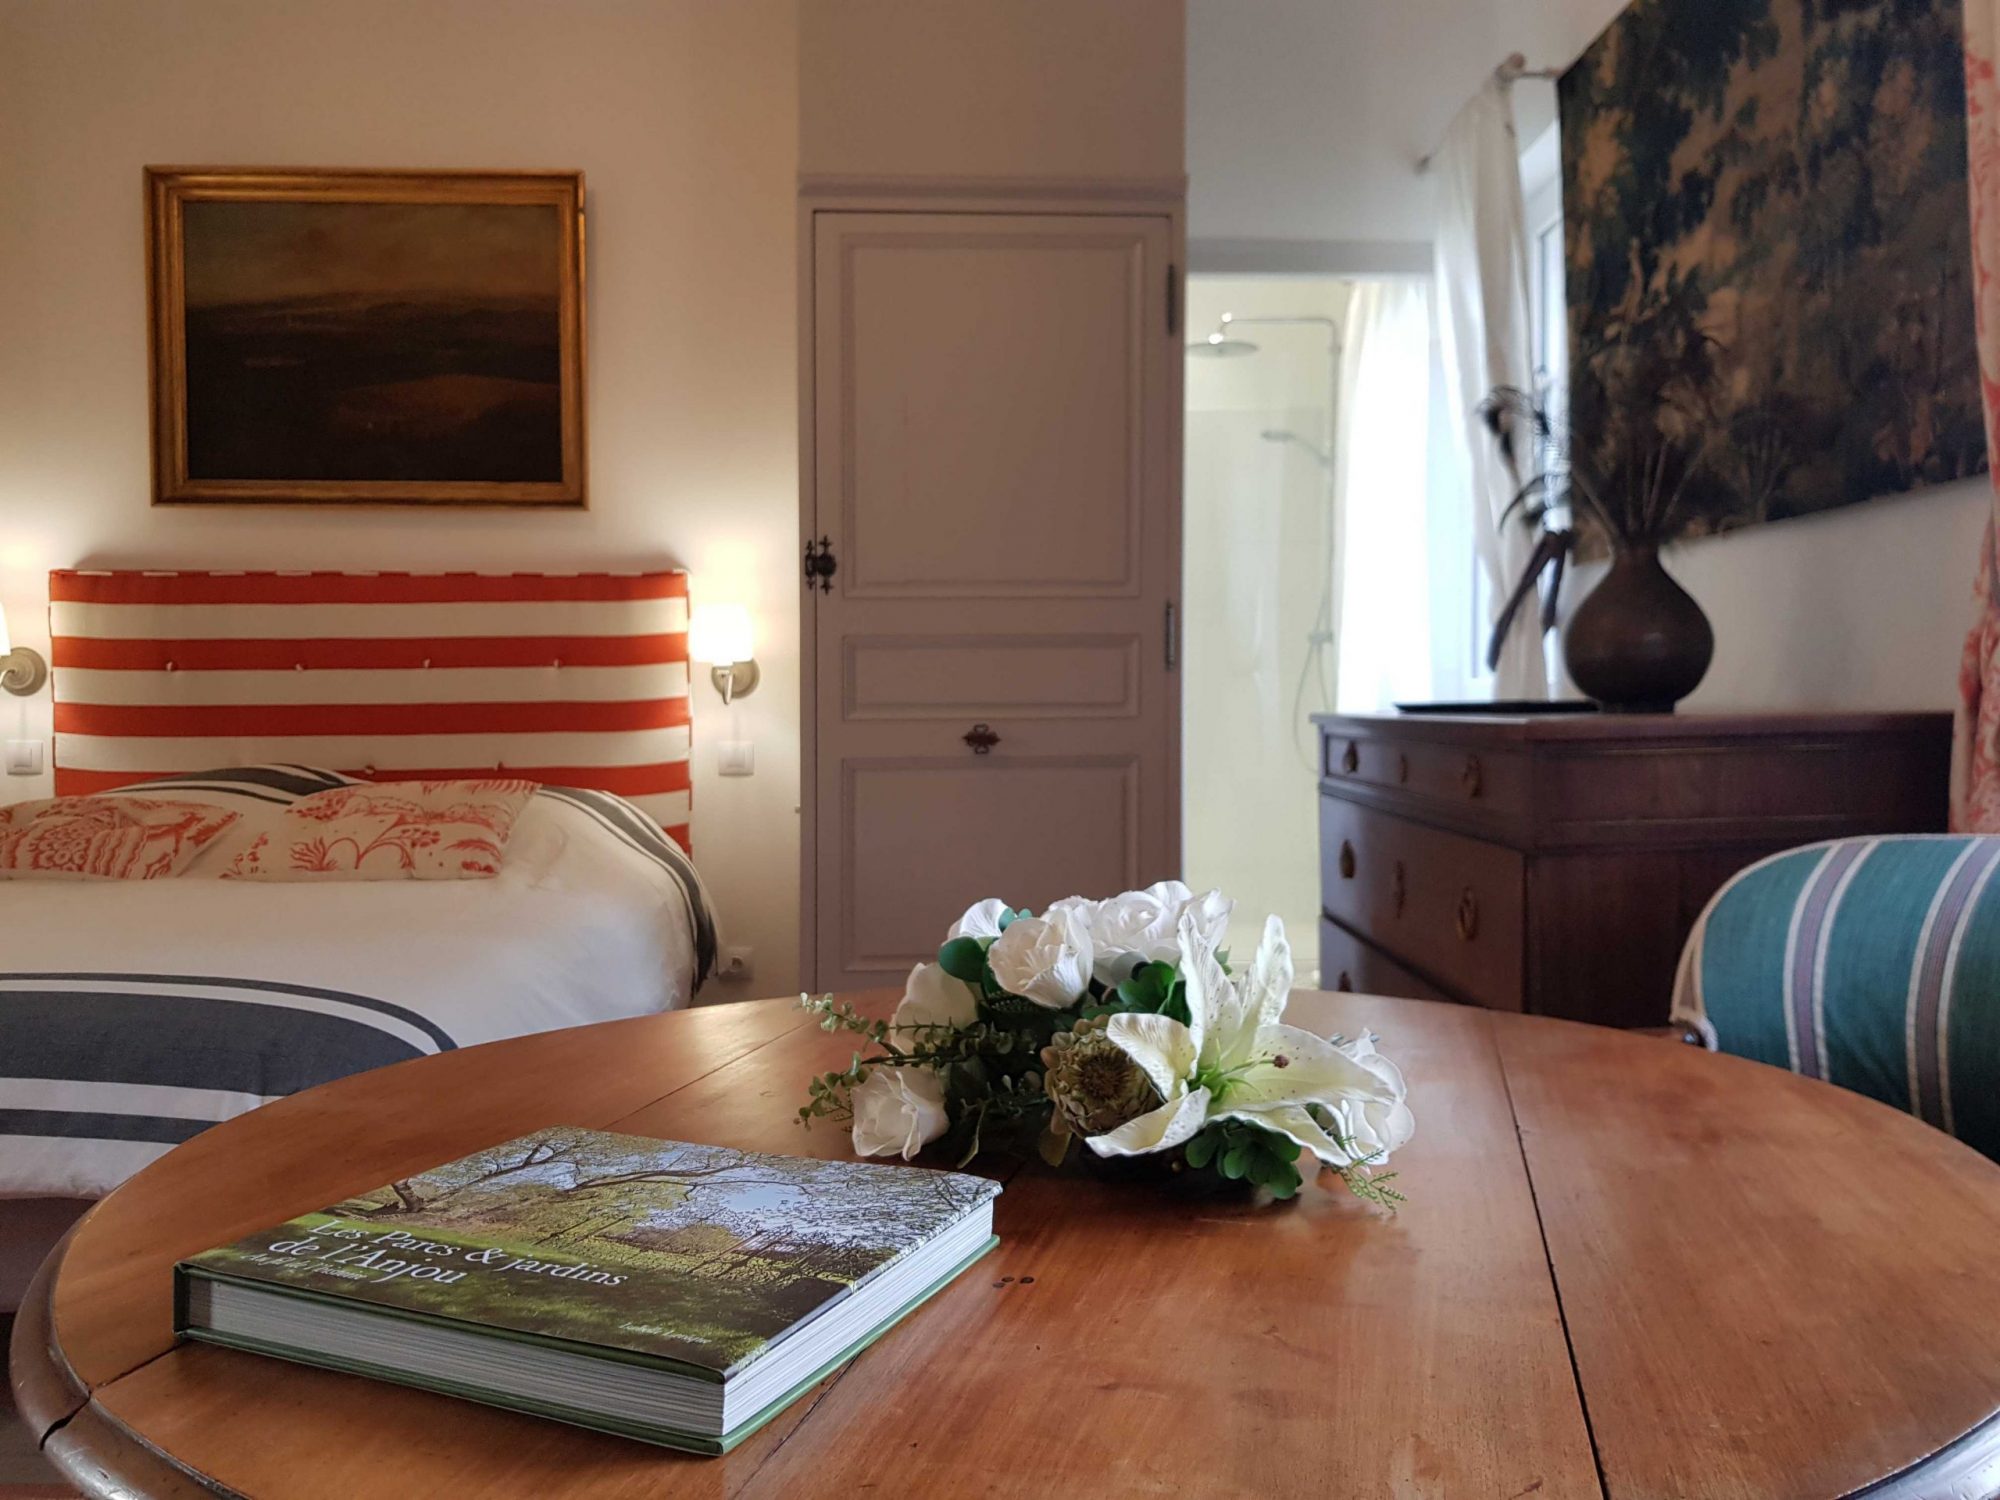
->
[17, 1000, 2000, 1500]
[11, 1221, 229, 1497]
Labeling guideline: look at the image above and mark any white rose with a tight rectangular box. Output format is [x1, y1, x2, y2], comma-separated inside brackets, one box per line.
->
[948, 898, 1010, 941]
[893, 962, 978, 1033]
[1183, 888, 1236, 943]
[987, 906, 1095, 1009]
[1088, 883, 1194, 983]
[1045, 894, 1100, 927]
[850, 1066, 949, 1159]
[1337, 1033, 1414, 1160]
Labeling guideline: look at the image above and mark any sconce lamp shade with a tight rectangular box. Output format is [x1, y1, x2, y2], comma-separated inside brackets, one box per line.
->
[689, 603, 755, 666]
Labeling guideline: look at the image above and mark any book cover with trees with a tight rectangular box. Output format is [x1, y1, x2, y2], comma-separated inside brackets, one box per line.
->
[183, 1129, 999, 1374]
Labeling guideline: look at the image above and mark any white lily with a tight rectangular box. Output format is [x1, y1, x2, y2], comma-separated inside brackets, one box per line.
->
[1086, 909, 1401, 1167]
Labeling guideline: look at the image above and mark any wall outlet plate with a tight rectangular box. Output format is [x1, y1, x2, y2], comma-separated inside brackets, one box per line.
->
[718, 945, 754, 982]
[5, 740, 44, 776]
[717, 741, 755, 777]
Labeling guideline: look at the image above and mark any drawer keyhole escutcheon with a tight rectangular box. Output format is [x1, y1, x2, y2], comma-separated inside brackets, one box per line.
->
[963, 723, 1001, 755]
[1336, 970, 1354, 993]
[1391, 860, 1407, 916]
[1462, 755, 1484, 799]
[1338, 840, 1357, 880]
[1456, 888, 1480, 942]
[1340, 741, 1360, 775]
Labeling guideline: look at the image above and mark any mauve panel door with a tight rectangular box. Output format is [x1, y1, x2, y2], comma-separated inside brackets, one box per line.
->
[810, 211, 1180, 989]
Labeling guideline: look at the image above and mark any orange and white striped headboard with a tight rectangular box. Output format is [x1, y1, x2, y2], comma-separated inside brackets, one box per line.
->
[48, 569, 693, 851]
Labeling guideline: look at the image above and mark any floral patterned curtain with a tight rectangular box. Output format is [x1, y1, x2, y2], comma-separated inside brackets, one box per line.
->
[1958, 2, 2000, 831]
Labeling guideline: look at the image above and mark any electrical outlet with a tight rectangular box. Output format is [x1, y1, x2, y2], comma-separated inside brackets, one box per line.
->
[718, 946, 754, 983]
[5, 740, 43, 776]
[717, 740, 755, 777]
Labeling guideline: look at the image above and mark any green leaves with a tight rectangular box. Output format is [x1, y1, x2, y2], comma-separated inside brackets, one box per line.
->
[1182, 1120, 1305, 1201]
[1083, 960, 1194, 1027]
[938, 936, 989, 983]
[797, 991, 892, 1047]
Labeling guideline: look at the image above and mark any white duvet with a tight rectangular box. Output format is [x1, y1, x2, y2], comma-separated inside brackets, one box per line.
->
[0, 790, 710, 1200]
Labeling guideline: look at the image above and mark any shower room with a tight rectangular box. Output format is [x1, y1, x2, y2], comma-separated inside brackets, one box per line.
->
[1181, 273, 1459, 975]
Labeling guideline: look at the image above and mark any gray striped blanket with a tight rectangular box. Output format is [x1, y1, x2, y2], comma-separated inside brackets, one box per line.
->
[2, 766, 717, 1199]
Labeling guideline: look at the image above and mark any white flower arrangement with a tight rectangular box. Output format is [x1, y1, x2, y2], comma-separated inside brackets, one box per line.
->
[799, 885, 1412, 1205]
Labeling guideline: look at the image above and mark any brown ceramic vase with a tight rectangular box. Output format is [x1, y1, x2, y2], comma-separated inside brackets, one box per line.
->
[1563, 543, 1714, 713]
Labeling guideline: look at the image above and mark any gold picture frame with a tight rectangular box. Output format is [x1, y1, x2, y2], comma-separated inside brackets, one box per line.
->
[146, 167, 587, 507]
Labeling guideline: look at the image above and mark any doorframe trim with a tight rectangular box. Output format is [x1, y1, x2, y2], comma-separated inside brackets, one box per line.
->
[796, 181, 1187, 991]
[799, 173, 1186, 213]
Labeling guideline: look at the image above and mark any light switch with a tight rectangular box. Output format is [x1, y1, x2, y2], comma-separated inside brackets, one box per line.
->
[6, 740, 44, 776]
[717, 741, 755, 778]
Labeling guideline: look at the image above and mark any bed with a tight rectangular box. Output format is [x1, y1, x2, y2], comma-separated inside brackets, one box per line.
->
[1, 569, 718, 1296]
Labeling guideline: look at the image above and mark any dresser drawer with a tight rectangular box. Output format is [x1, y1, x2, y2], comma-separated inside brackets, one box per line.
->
[1321, 728, 1529, 821]
[1319, 918, 1455, 1004]
[1319, 795, 1525, 1010]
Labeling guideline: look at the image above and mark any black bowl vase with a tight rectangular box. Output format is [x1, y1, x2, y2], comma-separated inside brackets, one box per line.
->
[1563, 543, 1714, 714]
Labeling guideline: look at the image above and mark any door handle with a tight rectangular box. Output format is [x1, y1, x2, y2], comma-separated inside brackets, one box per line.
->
[963, 723, 1001, 755]
[1456, 888, 1481, 942]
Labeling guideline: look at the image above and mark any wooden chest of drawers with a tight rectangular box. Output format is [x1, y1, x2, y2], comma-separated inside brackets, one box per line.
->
[1314, 711, 1952, 1028]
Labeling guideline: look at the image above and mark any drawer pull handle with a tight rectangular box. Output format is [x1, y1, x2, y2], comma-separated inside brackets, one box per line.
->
[1462, 755, 1484, 799]
[1455, 888, 1480, 942]
[1338, 840, 1356, 880]
[1340, 741, 1360, 775]
[1336, 970, 1354, 993]
[1391, 860, 1407, 916]
[963, 723, 1001, 755]
[1397, 752, 1410, 784]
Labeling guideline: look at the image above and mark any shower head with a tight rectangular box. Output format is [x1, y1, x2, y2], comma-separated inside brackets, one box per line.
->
[1188, 330, 1260, 358]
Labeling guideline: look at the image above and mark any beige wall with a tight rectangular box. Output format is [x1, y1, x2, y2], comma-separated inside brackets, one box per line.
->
[0, 0, 804, 993]
[799, 0, 1184, 181]
[0, 0, 1189, 994]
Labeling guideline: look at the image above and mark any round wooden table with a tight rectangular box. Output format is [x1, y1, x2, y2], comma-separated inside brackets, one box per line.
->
[14, 991, 2000, 1499]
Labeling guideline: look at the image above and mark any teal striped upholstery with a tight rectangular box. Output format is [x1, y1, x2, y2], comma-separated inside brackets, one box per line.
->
[1673, 836, 2000, 1161]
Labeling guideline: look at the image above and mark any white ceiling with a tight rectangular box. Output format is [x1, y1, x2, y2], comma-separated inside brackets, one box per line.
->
[1186, 0, 1626, 256]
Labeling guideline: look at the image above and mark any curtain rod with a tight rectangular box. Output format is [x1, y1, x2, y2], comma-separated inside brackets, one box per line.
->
[1416, 54, 1561, 174]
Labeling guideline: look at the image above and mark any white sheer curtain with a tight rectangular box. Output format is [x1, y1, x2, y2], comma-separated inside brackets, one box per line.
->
[1432, 79, 1550, 700]
[1333, 281, 1435, 710]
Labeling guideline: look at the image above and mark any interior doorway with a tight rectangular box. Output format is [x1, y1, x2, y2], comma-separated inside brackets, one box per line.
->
[1181, 275, 1350, 975]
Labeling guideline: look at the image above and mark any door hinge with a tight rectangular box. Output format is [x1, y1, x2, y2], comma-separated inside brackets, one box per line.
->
[803, 535, 837, 594]
[1166, 262, 1180, 338]
[1164, 600, 1178, 671]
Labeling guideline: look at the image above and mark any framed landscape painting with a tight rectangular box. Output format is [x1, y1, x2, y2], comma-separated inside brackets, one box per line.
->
[1560, 0, 1985, 539]
[146, 168, 586, 507]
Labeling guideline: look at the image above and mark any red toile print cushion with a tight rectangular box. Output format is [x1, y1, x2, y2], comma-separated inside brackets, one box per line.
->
[0, 796, 240, 879]
[221, 779, 538, 881]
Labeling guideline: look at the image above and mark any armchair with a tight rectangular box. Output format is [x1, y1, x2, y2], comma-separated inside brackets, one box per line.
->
[1672, 835, 2000, 1161]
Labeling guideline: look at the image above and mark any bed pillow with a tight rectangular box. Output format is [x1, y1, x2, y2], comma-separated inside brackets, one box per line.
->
[222, 779, 539, 881]
[0, 796, 240, 880]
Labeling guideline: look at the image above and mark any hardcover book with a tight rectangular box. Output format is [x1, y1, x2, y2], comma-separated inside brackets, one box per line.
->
[174, 1127, 1000, 1453]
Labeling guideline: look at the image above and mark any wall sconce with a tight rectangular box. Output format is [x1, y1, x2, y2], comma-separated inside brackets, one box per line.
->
[688, 602, 759, 706]
[0, 605, 47, 697]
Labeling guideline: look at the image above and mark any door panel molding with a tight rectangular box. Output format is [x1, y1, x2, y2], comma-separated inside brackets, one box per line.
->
[827, 225, 1153, 602]
[842, 633, 1141, 720]
[838, 754, 1142, 973]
